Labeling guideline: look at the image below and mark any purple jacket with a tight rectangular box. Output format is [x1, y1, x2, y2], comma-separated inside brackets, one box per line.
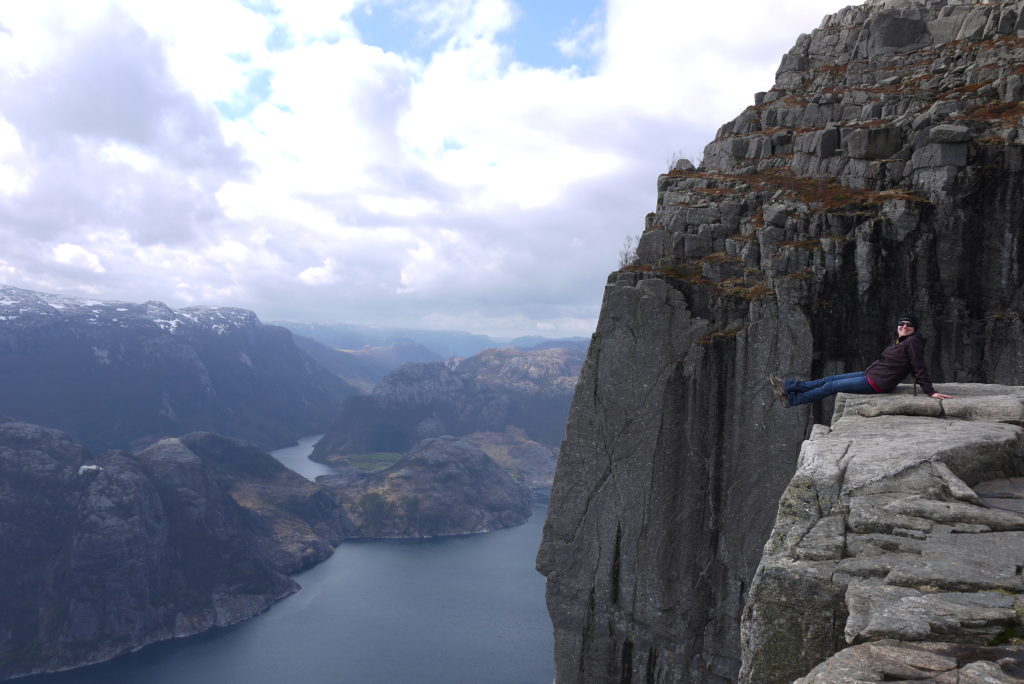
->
[864, 333, 935, 395]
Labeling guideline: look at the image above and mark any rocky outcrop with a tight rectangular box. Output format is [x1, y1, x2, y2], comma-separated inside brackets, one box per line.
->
[0, 421, 351, 680]
[742, 385, 1024, 682]
[795, 640, 1024, 682]
[539, 1, 1024, 682]
[175, 432, 356, 573]
[320, 435, 533, 538]
[312, 346, 585, 462]
[0, 286, 356, 453]
[461, 426, 558, 500]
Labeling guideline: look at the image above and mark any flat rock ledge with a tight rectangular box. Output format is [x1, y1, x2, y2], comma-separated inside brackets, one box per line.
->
[740, 384, 1024, 683]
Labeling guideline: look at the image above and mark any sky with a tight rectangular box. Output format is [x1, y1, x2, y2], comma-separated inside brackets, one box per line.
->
[0, 0, 853, 339]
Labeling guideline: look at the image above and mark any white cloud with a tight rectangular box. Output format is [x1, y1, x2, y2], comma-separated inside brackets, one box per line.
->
[299, 258, 339, 285]
[53, 243, 105, 273]
[0, 114, 30, 194]
[99, 141, 159, 172]
[396, 0, 517, 45]
[0, 0, 853, 339]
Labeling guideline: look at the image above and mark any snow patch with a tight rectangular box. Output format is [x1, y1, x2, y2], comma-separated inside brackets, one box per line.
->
[152, 318, 182, 332]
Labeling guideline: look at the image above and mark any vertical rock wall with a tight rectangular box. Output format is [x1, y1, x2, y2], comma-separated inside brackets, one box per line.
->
[537, 279, 812, 681]
[538, 1, 1024, 681]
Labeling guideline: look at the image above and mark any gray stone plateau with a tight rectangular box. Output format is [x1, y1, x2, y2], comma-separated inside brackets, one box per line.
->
[742, 386, 1024, 683]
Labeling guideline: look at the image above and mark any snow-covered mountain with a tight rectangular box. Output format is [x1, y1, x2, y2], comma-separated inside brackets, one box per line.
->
[0, 286, 356, 451]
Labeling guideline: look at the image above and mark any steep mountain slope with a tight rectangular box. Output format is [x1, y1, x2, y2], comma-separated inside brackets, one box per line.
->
[0, 286, 356, 452]
[538, 1, 1024, 682]
[0, 421, 352, 680]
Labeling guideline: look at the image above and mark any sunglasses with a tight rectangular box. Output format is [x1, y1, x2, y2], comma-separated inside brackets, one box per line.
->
[897, 322, 915, 327]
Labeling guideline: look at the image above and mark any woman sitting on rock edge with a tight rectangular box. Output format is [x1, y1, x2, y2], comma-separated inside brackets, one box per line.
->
[769, 313, 954, 407]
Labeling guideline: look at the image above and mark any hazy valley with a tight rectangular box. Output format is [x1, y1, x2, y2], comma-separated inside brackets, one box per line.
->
[0, 284, 582, 679]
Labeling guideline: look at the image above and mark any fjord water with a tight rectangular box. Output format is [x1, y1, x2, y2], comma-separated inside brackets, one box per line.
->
[27, 440, 554, 684]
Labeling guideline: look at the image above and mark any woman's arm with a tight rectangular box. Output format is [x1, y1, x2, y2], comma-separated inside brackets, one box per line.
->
[906, 336, 950, 398]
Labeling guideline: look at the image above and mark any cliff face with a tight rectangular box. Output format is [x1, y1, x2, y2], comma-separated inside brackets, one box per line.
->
[538, 1, 1024, 681]
[0, 286, 356, 452]
[742, 386, 1024, 682]
[0, 422, 352, 680]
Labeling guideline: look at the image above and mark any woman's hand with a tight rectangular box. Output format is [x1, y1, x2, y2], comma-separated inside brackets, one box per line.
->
[930, 392, 953, 399]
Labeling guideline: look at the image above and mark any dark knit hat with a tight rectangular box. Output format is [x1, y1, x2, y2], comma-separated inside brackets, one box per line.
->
[896, 313, 918, 328]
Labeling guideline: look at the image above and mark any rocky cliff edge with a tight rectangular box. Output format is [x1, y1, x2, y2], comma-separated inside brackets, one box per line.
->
[742, 384, 1024, 683]
[539, 0, 1024, 681]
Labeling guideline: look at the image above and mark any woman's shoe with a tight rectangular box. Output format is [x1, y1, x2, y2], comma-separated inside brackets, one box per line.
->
[768, 373, 790, 407]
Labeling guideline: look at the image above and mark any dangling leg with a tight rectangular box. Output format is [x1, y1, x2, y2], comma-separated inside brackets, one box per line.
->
[786, 371, 868, 394]
[788, 372, 875, 406]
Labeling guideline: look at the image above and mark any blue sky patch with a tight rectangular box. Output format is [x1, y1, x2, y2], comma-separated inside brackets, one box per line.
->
[352, 0, 603, 73]
[215, 68, 274, 120]
[353, 3, 432, 62]
[238, 0, 281, 18]
[509, 0, 603, 73]
[266, 24, 295, 52]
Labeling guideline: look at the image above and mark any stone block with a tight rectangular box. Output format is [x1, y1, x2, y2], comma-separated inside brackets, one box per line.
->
[943, 395, 1024, 425]
[794, 514, 846, 561]
[927, 100, 962, 119]
[672, 158, 695, 172]
[929, 124, 975, 144]
[795, 641, 1024, 684]
[928, 14, 964, 44]
[1002, 74, 1024, 103]
[846, 127, 903, 159]
[997, 8, 1017, 34]
[864, 14, 928, 56]
[795, 128, 840, 159]
[701, 259, 744, 282]
[913, 166, 961, 197]
[845, 581, 1017, 644]
[763, 204, 789, 227]
[957, 7, 990, 40]
[683, 234, 713, 259]
[724, 239, 744, 257]
[637, 229, 672, 264]
[911, 142, 968, 169]
[727, 137, 749, 159]
[885, 531, 1024, 591]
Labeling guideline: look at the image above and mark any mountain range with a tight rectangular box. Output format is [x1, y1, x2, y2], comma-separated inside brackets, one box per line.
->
[0, 286, 355, 452]
[276, 320, 589, 359]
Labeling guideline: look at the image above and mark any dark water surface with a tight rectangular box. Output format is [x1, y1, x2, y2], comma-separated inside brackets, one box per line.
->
[26, 441, 554, 684]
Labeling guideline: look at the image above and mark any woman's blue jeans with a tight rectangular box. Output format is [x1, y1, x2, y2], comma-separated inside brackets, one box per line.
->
[786, 371, 876, 406]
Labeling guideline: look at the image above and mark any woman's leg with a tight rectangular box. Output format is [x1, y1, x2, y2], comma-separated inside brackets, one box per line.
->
[786, 371, 867, 394]
[789, 372, 874, 406]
